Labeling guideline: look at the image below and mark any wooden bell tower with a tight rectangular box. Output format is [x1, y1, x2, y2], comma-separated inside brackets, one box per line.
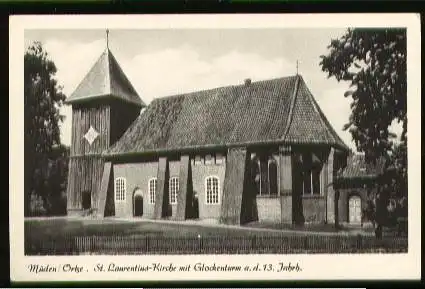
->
[65, 30, 145, 216]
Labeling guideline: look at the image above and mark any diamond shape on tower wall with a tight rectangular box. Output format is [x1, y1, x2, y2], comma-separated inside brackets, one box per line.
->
[84, 125, 99, 146]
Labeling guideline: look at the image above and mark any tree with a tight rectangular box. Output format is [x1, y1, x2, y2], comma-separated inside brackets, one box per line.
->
[320, 28, 406, 162]
[44, 144, 70, 215]
[320, 29, 407, 236]
[25, 42, 66, 216]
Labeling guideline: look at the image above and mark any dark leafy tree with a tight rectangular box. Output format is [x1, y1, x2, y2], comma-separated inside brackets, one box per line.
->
[320, 29, 407, 235]
[25, 42, 66, 216]
[45, 144, 70, 215]
[320, 28, 406, 162]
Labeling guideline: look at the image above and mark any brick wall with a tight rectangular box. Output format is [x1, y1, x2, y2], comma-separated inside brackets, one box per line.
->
[302, 196, 326, 223]
[113, 162, 158, 218]
[112, 158, 225, 220]
[110, 145, 337, 224]
[167, 161, 180, 218]
[256, 196, 281, 222]
[192, 161, 226, 220]
[280, 195, 292, 223]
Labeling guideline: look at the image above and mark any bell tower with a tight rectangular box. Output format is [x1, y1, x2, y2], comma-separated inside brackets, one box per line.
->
[65, 30, 145, 216]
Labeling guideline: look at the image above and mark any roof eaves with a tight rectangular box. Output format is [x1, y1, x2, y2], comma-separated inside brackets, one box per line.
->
[103, 138, 347, 159]
[65, 93, 145, 107]
[102, 138, 297, 158]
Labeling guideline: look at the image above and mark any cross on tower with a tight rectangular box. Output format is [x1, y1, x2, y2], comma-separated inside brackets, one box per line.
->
[106, 29, 109, 49]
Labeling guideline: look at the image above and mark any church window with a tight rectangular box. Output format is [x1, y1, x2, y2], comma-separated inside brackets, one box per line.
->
[255, 155, 278, 196]
[194, 155, 202, 165]
[312, 164, 322, 195]
[215, 153, 224, 164]
[114, 177, 126, 202]
[148, 178, 157, 204]
[302, 153, 322, 196]
[205, 154, 213, 165]
[169, 177, 179, 205]
[205, 176, 220, 204]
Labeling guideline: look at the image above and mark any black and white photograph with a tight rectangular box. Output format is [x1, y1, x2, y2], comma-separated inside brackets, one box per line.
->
[10, 14, 421, 281]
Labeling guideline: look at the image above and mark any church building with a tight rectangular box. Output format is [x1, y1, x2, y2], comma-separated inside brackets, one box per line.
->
[65, 43, 364, 226]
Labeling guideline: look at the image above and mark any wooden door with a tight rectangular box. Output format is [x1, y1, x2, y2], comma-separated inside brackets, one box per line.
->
[82, 191, 91, 210]
[349, 195, 362, 224]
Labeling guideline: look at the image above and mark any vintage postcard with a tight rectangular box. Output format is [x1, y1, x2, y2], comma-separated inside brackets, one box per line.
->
[10, 14, 421, 282]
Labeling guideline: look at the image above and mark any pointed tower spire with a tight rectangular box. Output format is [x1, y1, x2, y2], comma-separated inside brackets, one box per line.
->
[296, 60, 299, 75]
[106, 29, 109, 50]
[65, 33, 145, 108]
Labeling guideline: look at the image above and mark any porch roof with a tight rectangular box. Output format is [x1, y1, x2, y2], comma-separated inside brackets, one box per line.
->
[337, 154, 386, 181]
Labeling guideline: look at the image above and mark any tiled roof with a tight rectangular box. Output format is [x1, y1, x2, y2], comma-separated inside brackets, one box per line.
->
[339, 154, 386, 179]
[65, 49, 145, 107]
[285, 77, 347, 146]
[105, 75, 348, 156]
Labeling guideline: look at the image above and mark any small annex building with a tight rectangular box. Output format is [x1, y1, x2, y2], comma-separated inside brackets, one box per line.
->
[333, 154, 386, 226]
[64, 46, 369, 226]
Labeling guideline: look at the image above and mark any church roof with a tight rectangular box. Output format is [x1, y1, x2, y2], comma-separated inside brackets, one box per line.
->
[104, 75, 348, 156]
[65, 48, 145, 107]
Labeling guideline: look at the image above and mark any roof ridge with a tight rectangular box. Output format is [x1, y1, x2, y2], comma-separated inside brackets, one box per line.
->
[301, 77, 335, 143]
[152, 75, 298, 101]
[282, 75, 300, 142]
[302, 78, 348, 150]
[105, 48, 112, 95]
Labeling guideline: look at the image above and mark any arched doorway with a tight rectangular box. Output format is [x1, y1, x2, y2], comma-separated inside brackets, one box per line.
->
[82, 191, 91, 211]
[188, 192, 199, 219]
[348, 195, 362, 224]
[133, 189, 143, 217]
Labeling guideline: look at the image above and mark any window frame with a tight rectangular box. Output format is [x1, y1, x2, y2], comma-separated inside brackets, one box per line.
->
[148, 177, 157, 205]
[169, 176, 179, 205]
[205, 154, 214, 165]
[114, 177, 126, 202]
[301, 153, 323, 196]
[215, 153, 224, 165]
[194, 155, 202, 165]
[205, 175, 220, 205]
[311, 163, 322, 196]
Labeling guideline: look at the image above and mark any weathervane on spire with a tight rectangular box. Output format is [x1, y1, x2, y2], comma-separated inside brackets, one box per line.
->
[106, 29, 109, 49]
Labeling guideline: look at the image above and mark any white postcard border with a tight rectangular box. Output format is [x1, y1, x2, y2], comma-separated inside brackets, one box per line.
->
[9, 13, 421, 282]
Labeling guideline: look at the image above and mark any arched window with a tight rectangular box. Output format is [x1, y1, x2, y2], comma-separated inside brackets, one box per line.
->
[169, 177, 179, 205]
[114, 177, 126, 202]
[205, 176, 220, 205]
[148, 178, 157, 204]
[253, 154, 278, 196]
[301, 153, 322, 196]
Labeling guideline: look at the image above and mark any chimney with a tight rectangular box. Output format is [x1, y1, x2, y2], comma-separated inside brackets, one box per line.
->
[244, 78, 251, 86]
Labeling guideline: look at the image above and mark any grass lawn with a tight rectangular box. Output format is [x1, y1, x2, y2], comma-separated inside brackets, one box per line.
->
[25, 217, 302, 239]
[24, 218, 408, 255]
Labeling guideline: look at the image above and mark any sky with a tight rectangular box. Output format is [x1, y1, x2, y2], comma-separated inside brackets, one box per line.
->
[24, 28, 402, 151]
